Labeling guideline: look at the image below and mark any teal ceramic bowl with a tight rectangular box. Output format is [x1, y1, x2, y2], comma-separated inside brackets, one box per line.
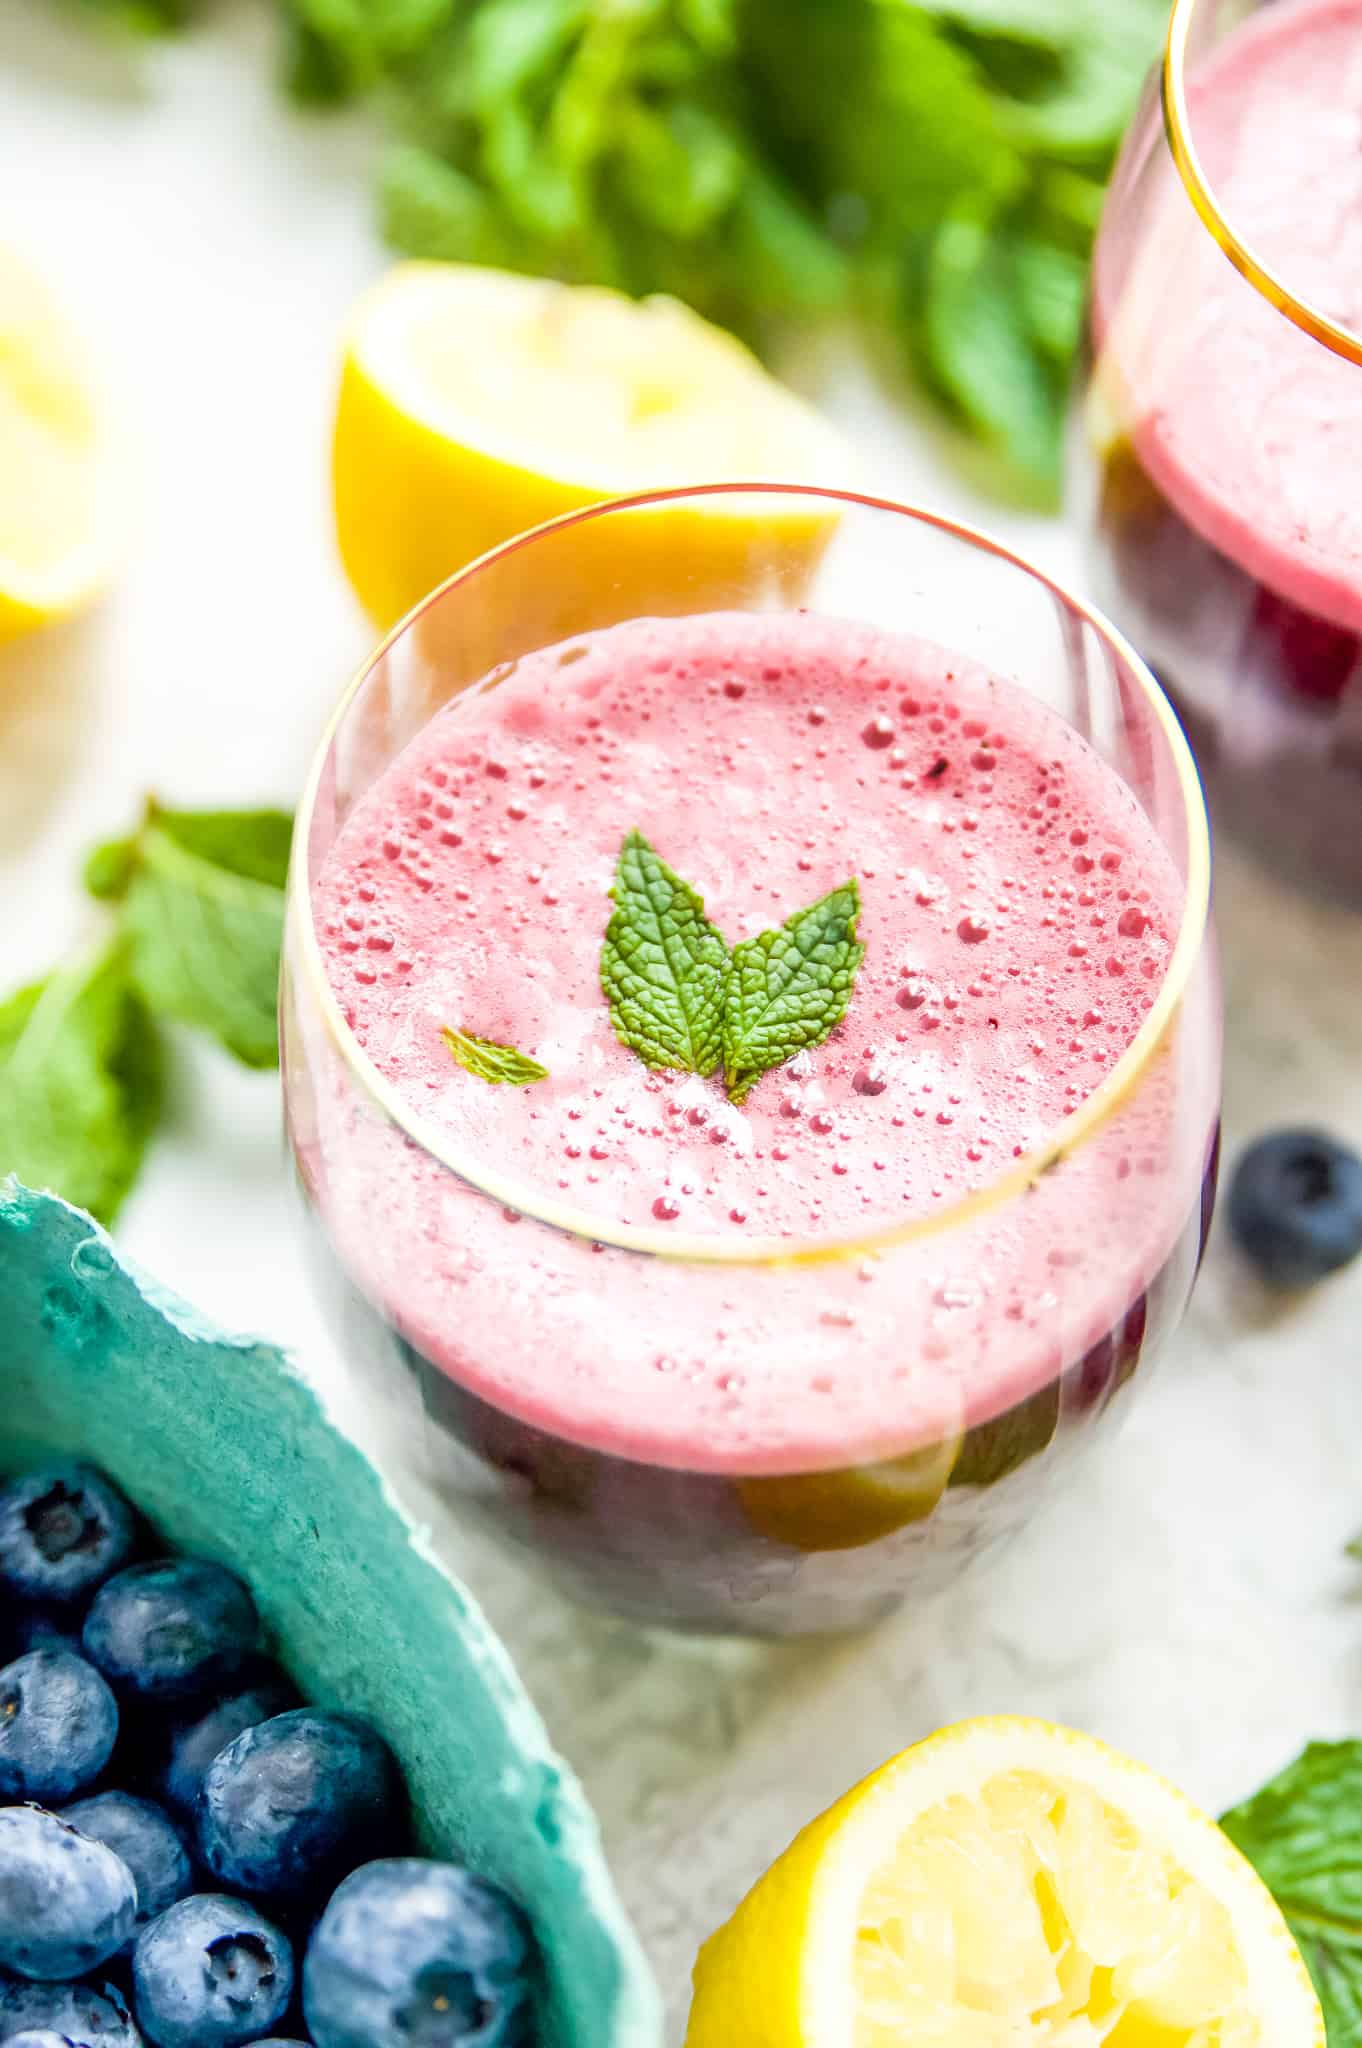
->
[0, 1181, 662, 2048]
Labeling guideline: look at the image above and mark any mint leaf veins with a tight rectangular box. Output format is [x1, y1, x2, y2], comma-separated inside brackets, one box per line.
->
[601, 833, 864, 1102]
[723, 882, 863, 1104]
[601, 831, 732, 1077]
[443, 1027, 548, 1087]
[1220, 1741, 1362, 2036]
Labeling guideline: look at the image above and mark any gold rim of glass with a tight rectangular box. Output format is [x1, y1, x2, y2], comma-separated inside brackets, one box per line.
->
[1163, 0, 1362, 365]
[292, 481, 1212, 1270]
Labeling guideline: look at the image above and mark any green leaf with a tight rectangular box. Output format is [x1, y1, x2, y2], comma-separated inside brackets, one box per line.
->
[88, 804, 293, 1070]
[601, 831, 731, 1077]
[0, 942, 162, 1226]
[723, 880, 863, 1104]
[919, 202, 1069, 499]
[442, 1027, 549, 1086]
[1221, 1742, 1362, 2038]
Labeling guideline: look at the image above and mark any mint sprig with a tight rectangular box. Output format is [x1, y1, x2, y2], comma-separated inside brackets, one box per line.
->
[442, 1027, 548, 1087]
[1220, 1741, 1362, 2035]
[86, 802, 291, 1070]
[1, 801, 292, 1227]
[601, 833, 863, 1101]
[601, 831, 732, 1078]
[724, 883, 863, 1105]
[0, 939, 163, 1227]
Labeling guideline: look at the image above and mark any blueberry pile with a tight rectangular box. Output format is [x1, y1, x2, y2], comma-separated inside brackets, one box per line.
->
[0, 1464, 536, 2048]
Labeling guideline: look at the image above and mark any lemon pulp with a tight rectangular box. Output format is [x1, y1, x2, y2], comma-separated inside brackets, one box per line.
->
[857, 1770, 1256, 2045]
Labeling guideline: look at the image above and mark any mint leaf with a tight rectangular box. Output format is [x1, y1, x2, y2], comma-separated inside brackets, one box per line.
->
[601, 831, 731, 1077]
[443, 1027, 548, 1086]
[723, 881, 862, 1104]
[0, 941, 162, 1226]
[1221, 1742, 1362, 2037]
[86, 803, 292, 1070]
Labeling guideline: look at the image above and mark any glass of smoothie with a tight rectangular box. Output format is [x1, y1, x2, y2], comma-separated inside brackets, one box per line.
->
[1083, 0, 1362, 907]
[283, 484, 1219, 1638]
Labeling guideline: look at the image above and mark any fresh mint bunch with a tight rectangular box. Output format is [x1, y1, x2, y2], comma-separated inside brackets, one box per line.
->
[77, 0, 1169, 500]
[1, 802, 292, 1225]
[602, 831, 862, 1102]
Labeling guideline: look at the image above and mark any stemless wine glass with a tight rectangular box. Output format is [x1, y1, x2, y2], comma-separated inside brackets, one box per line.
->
[1081, 0, 1362, 906]
[282, 484, 1219, 1639]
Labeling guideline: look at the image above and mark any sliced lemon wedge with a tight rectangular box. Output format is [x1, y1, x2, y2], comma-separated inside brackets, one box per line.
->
[686, 1717, 1323, 2047]
[332, 262, 850, 629]
[0, 245, 119, 643]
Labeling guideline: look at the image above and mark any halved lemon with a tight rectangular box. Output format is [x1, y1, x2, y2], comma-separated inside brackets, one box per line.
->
[686, 1717, 1322, 2047]
[0, 244, 119, 643]
[331, 262, 851, 630]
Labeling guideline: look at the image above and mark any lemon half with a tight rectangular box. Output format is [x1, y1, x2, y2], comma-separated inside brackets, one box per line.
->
[332, 262, 851, 629]
[687, 1717, 1322, 2047]
[0, 245, 118, 643]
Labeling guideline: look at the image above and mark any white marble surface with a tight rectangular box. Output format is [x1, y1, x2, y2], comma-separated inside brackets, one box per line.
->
[5, 7, 1362, 2038]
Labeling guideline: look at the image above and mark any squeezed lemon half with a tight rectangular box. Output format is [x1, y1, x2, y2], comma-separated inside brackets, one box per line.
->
[686, 1717, 1322, 2047]
[331, 262, 850, 629]
[0, 244, 119, 643]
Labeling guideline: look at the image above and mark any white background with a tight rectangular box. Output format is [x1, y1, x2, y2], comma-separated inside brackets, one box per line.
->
[5, 5, 1362, 2034]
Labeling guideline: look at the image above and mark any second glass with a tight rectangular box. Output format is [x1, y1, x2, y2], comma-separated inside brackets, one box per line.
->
[1082, 0, 1362, 907]
[284, 486, 1219, 1637]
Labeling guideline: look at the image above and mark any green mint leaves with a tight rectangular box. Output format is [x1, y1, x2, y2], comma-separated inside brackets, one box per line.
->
[601, 831, 732, 1078]
[86, 803, 292, 1070]
[1221, 1741, 1362, 2036]
[1, 801, 292, 1226]
[602, 832, 862, 1102]
[724, 884, 864, 1104]
[442, 1027, 548, 1087]
[0, 941, 163, 1228]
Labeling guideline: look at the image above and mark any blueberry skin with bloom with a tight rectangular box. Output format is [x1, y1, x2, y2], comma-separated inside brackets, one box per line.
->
[83, 1560, 260, 1706]
[303, 1859, 535, 2048]
[158, 1665, 298, 1822]
[1229, 1128, 1362, 1288]
[5, 2031, 90, 2048]
[0, 1651, 119, 1803]
[131, 1895, 294, 2048]
[0, 1974, 141, 2048]
[0, 1467, 136, 1610]
[0, 1806, 137, 1982]
[61, 1793, 192, 1943]
[198, 1711, 399, 1905]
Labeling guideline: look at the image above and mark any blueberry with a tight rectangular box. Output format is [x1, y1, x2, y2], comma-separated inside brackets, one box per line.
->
[60, 1795, 192, 1943]
[1229, 1128, 1362, 1288]
[131, 1897, 293, 2048]
[4, 2032, 87, 2048]
[0, 1468, 135, 1611]
[83, 1562, 260, 1707]
[198, 1711, 399, 1905]
[0, 1974, 141, 2048]
[304, 1859, 534, 2048]
[158, 1665, 298, 1823]
[0, 1807, 136, 1982]
[0, 1652, 118, 1803]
